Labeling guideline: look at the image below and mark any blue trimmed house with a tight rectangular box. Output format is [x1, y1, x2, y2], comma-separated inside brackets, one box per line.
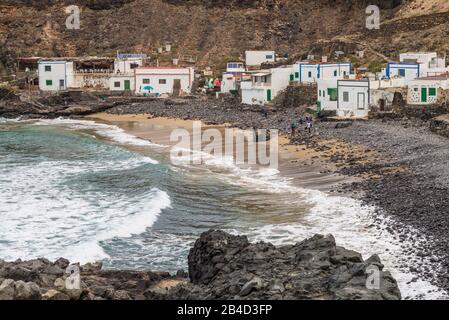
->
[385, 62, 420, 84]
[298, 62, 352, 84]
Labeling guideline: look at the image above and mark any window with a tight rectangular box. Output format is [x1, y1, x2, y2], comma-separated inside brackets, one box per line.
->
[398, 69, 406, 77]
[343, 91, 349, 102]
[266, 55, 273, 60]
[308, 71, 312, 78]
[429, 87, 437, 96]
[414, 88, 418, 92]
[328, 88, 338, 101]
[130, 63, 139, 69]
[46, 80, 52, 86]
[334, 70, 338, 77]
[319, 90, 321, 97]
[295, 72, 299, 79]
[142, 79, 150, 84]
[159, 79, 167, 84]
[343, 71, 347, 76]
[45, 66, 51, 72]
[114, 81, 121, 88]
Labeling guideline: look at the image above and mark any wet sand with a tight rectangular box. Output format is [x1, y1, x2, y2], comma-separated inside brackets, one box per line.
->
[86, 112, 356, 192]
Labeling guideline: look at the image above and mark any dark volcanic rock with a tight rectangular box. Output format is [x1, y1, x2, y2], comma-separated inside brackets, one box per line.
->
[0, 230, 401, 300]
[174, 230, 401, 300]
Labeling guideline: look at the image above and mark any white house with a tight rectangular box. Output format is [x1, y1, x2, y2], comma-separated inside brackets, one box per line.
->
[114, 53, 146, 74]
[298, 62, 352, 84]
[387, 52, 449, 82]
[386, 62, 420, 83]
[110, 74, 134, 92]
[241, 66, 293, 105]
[245, 51, 276, 69]
[399, 52, 449, 77]
[407, 74, 449, 105]
[337, 80, 370, 118]
[134, 67, 195, 96]
[38, 60, 74, 91]
[226, 62, 245, 74]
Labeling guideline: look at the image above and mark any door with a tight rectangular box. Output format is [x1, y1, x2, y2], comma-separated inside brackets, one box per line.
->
[173, 79, 181, 96]
[421, 87, 427, 103]
[267, 89, 272, 102]
[59, 79, 65, 90]
[357, 92, 365, 109]
[124, 80, 131, 91]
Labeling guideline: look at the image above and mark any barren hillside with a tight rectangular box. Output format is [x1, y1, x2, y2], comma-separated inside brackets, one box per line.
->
[1, 0, 449, 75]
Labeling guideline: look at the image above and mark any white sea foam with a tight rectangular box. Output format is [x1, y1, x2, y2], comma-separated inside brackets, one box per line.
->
[0, 151, 171, 264]
[35, 118, 166, 151]
[2, 118, 445, 299]
[170, 139, 447, 299]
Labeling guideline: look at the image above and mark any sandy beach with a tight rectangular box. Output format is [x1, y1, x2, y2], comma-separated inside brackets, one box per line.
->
[86, 112, 362, 192]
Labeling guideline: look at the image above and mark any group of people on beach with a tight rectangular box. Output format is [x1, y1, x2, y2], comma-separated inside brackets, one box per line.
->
[290, 115, 313, 136]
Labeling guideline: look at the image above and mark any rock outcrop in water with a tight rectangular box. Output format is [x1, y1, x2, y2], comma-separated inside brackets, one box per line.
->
[0, 230, 401, 300]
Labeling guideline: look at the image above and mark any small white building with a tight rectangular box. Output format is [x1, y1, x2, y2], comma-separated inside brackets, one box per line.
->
[241, 66, 293, 105]
[386, 62, 420, 84]
[38, 60, 74, 91]
[245, 51, 276, 69]
[387, 52, 449, 80]
[110, 74, 134, 92]
[226, 62, 245, 74]
[337, 80, 370, 118]
[134, 67, 195, 96]
[399, 52, 449, 77]
[114, 53, 146, 74]
[221, 73, 236, 93]
[298, 62, 352, 84]
[407, 74, 449, 105]
[221, 73, 251, 94]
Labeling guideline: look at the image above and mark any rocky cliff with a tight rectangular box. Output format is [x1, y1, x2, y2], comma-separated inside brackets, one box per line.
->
[1, 0, 449, 76]
[0, 230, 401, 300]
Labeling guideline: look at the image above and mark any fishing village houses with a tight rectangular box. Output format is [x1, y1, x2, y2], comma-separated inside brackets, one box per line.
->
[12, 49, 449, 120]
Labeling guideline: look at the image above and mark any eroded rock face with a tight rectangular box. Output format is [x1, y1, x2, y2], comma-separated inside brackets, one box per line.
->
[182, 230, 401, 300]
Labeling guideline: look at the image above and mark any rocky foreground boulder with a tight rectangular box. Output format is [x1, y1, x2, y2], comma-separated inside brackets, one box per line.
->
[0, 230, 401, 300]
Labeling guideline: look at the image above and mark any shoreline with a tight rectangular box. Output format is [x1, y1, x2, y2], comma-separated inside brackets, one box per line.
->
[85, 112, 448, 298]
[2, 97, 449, 298]
[85, 112, 358, 193]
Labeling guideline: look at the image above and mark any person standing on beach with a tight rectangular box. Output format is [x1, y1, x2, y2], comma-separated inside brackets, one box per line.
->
[306, 120, 311, 134]
[290, 120, 298, 136]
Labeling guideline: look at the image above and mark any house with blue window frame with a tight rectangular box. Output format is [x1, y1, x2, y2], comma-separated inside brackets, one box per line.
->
[297, 62, 352, 84]
[385, 62, 420, 84]
[245, 51, 276, 69]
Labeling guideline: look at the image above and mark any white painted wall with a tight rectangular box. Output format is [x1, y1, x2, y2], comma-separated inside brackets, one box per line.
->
[110, 75, 135, 91]
[407, 78, 449, 105]
[337, 80, 370, 118]
[241, 82, 266, 105]
[400, 52, 437, 65]
[241, 66, 293, 105]
[317, 79, 338, 111]
[38, 61, 69, 91]
[114, 58, 143, 74]
[387, 63, 419, 83]
[135, 67, 194, 96]
[221, 73, 237, 93]
[226, 62, 245, 73]
[299, 63, 352, 84]
[245, 51, 275, 67]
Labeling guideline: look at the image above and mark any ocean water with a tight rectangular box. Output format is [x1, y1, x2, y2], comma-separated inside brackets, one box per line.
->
[0, 118, 446, 300]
